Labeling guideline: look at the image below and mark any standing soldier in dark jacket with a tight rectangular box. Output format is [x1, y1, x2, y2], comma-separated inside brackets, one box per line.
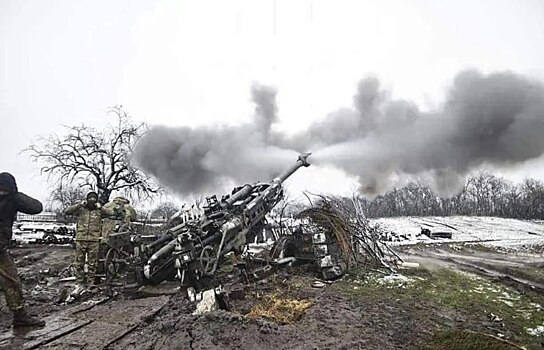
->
[65, 191, 113, 292]
[0, 172, 45, 328]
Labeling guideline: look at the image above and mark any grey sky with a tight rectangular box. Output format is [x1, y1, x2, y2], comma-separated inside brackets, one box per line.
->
[2, 0, 544, 205]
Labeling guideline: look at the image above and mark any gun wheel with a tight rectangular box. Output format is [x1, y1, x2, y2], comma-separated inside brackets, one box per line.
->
[104, 248, 122, 280]
[199, 245, 217, 275]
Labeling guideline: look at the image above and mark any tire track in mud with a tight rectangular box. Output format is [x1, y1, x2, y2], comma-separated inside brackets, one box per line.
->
[0, 296, 169, 350]
[446, 258, 544, 293]
[24, 320, 94, 350]
[403, 246, 544, 293]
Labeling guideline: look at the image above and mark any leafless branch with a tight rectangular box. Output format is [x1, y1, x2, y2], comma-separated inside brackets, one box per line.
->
[24, 106, 161, 204]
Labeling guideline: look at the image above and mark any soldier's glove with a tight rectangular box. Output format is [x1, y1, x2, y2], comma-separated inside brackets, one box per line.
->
[96, 203, 102, 209]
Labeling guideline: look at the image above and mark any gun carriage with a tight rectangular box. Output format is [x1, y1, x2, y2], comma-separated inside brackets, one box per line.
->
[103, 153, 311, 292]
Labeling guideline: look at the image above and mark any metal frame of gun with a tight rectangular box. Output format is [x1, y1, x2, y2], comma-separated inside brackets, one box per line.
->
[132, 153, 312, 291]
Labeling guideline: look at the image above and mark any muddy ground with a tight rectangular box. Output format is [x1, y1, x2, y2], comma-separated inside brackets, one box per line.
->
[0, 246, 75, 331]
[2, 243, 544, 349]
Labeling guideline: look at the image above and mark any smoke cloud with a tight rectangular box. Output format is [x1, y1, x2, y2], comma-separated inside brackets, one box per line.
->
[134, 70, 544, 196]
[133, 84, 297, 195]
[250, 82, 278, 142]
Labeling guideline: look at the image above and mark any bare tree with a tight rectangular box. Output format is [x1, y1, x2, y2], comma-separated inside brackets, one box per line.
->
[48, 184, 86, 212]
[519, 178, 544, 219]
[151, 201, 180, 220]
[26, 106, 159, 204]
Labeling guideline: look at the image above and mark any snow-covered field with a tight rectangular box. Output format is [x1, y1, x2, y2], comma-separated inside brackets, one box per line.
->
[372, 216, 544, 249]
[12, 222, 76, 244]
[16, 222, 75, 233]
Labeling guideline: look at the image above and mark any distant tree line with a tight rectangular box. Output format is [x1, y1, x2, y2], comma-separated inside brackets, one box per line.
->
[357, 173, 544, 219]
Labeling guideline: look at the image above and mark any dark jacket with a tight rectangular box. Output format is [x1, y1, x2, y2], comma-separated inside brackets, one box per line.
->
[0, 192, 43, 250]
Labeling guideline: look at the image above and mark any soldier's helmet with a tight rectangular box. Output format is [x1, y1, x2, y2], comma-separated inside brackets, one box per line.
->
[112, 196, 129, 205]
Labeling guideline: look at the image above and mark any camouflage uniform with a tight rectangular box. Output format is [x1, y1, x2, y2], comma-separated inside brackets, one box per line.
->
[101, 196, 137, 240]
[0, 172, 44, 326]
[65, 195, 113, 285]
[0, 250, 24, 311]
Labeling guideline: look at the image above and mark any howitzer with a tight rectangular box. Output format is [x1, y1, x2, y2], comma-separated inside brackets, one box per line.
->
[135, 153, 311, 290]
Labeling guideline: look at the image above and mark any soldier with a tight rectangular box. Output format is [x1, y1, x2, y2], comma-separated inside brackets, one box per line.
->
[101, 196, 137, 240]
[0, 172, 45, 327]
[65, 191, 113, 292]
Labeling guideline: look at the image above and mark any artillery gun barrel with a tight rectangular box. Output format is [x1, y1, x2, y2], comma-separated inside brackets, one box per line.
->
[145, 230, 176, 251]
[276, 152, 311, 183]
[224, 184, 253, 207]
[244, 153, 311, 225]
[143, 239, 177, 279]
[223, 153, 311, 207]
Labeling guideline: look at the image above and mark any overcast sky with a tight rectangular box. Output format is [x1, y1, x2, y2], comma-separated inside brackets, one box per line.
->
[2, 0, 544, 205]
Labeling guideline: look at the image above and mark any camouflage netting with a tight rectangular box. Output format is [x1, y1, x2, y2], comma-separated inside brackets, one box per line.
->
[297, 195, 402, 272]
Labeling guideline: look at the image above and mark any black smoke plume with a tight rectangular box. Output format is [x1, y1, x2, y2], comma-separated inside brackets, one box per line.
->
[134, 70, 544, 196]
[133, 84, 296, 195]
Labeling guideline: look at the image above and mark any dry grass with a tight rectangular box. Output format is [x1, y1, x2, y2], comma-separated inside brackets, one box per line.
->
[247, 293, 313, 324]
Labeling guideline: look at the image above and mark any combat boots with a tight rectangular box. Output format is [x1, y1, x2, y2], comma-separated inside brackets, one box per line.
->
[12, 308, 46, 328]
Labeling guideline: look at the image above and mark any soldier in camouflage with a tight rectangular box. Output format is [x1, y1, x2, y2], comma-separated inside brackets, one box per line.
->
[65, 191, 113, 291]
[101, 196, 137, 240]
[0, 172, 46, 328]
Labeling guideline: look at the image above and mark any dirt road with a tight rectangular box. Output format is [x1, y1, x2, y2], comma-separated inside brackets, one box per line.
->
[400, 243, 544, 293]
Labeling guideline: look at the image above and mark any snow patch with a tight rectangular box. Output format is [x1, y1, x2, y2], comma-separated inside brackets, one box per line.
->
[376, 274, 416, 288]
[372, 216, 544, 251]
[527, 325, 544, 336]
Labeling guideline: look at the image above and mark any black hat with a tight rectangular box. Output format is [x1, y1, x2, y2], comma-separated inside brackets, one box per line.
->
[87, 191, 98, 200]
[0, 172, 17, 193]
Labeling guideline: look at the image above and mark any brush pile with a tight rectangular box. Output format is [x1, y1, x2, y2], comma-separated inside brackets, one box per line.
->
[297, 195, 402, 272]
